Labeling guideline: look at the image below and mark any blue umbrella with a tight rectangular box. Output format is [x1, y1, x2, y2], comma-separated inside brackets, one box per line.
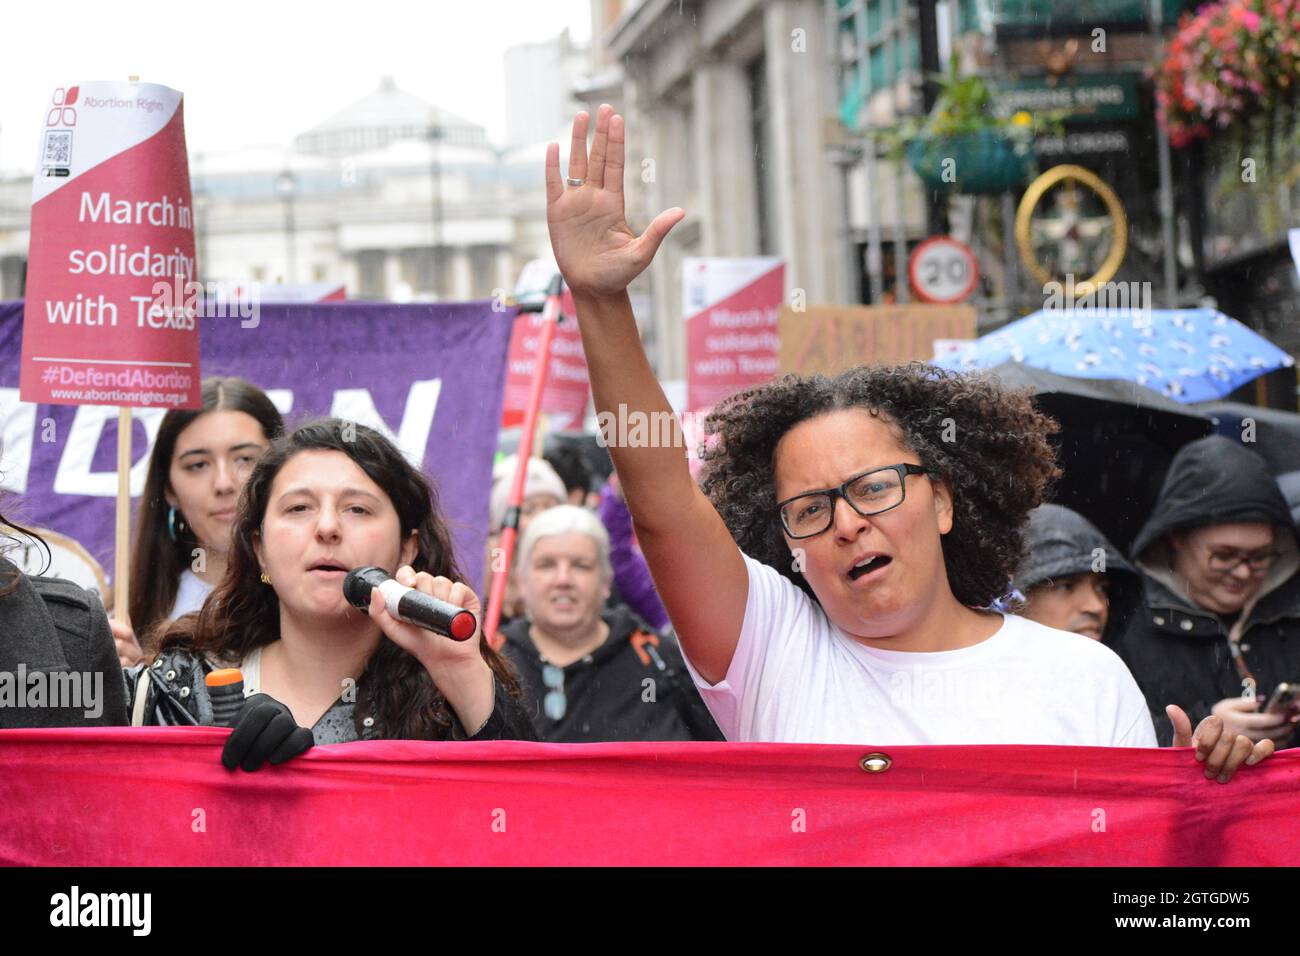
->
[935, 308, 1294, 403]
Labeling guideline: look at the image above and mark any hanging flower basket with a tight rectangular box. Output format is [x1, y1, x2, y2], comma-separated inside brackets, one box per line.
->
[1155, 0, 1300, 148]
[905, 129, 1036, 195]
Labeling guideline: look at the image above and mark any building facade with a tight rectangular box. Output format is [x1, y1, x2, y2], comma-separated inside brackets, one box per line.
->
[588, 0, 852, 381]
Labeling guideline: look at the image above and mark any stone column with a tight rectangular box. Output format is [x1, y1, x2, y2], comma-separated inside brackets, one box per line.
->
[691, 61, 759, 257]
[637, 93, 694, 383]
[383, 251, 404, 301]
[495, 247, 514, 297]
[763, 0, 846, 305]
[451, 248, 474, 301]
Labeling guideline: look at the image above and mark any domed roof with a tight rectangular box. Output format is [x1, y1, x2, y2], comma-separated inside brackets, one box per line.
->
[295, 77, 487, 157]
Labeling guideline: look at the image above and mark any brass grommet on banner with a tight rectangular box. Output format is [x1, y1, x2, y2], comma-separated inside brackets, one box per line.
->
[859, 752, 892, 774]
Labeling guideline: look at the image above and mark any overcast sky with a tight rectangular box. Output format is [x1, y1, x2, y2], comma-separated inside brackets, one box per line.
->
[0, 0, 591, 173]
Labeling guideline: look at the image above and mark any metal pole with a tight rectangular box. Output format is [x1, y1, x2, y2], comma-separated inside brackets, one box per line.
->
[1152, 0, 1179, 307]
[917, 0, 949, 237]
[892, 154, 911, 302]
[429, 122, 443, 297]
[283, 192, 296, 285]
[484, 275, 563, 648]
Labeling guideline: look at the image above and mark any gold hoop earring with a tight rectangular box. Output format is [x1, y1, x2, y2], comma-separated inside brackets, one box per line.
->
[260, 573, 271, 585]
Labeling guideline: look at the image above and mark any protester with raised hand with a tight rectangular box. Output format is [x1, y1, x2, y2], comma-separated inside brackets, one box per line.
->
[544, 104, 1271, 781]
[125, 419, 535, 770]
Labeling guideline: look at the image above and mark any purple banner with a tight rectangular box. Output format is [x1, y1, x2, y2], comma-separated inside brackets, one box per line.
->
[0, 300, 515, 597]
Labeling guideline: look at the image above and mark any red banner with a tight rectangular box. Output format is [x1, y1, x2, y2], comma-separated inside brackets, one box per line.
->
[3, 729, 1298, 866]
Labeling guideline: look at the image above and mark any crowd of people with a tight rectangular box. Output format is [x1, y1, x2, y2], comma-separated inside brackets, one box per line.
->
[1, 105, 1295, 787]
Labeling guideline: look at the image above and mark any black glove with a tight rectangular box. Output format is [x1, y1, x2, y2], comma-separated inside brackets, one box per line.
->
[221, 694, 314, 771]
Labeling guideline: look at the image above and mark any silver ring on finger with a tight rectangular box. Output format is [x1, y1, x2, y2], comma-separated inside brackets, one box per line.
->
[566, 177, 584, 187]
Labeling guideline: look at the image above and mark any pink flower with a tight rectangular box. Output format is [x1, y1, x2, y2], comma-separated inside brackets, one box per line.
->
[1241, 10, 1262, 30]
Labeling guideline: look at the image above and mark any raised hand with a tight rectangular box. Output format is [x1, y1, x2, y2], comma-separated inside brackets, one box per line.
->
[545, 104, 684, 298]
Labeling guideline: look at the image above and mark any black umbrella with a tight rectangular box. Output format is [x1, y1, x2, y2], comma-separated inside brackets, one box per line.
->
[978, 362, 1212, 554]
[1193, 401, 1300, 476]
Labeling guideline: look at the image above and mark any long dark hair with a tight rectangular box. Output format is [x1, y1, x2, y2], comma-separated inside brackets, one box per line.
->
[0, 507, 50, 599]
[158, 418, 523, 740]
[130, 377, 284, 646]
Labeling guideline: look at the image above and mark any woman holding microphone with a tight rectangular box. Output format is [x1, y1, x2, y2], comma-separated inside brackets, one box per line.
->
[125, 418, 535, 769]
[545, 105, 1270, 782]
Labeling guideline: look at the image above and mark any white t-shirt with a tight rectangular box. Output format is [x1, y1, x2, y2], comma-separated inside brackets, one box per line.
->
[681, 553, 1158, 747]
[167, 570, 214, 621]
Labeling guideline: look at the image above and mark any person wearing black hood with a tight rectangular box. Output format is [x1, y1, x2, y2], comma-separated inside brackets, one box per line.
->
[1120, 435, 1300, 747]
[1013, 504, 1139, 645]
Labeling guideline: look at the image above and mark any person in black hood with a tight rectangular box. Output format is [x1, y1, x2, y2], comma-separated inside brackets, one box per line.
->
[1119, 435, 1300, 747]
[1013, 504, 1138, 645]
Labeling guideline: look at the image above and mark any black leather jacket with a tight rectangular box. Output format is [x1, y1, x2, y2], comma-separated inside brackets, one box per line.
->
[124, 646, 538, 744]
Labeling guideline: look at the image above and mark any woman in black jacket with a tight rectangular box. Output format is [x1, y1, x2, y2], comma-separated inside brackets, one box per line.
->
[0, 515, 127, 728]
[125, 419, 536, 768]
[1119, 435, 1300, 747]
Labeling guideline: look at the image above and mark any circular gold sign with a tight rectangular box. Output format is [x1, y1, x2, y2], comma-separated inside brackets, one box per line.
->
[1015, 164, 1128, 296]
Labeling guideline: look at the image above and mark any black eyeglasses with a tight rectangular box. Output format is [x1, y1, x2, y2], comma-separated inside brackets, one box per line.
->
[775, 463, 931, 539]
[1202, 545, 1279, 575]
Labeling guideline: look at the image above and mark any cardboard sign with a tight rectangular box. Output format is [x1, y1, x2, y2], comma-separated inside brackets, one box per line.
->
[779, 304, 978, 376]
[20, 81, 199, 409]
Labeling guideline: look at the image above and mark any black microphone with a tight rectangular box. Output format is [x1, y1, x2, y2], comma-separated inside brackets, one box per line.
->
[343, 566, 477, 641]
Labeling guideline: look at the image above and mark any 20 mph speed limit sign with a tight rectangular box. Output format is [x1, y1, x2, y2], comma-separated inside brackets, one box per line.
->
[909, 237, 979, 304]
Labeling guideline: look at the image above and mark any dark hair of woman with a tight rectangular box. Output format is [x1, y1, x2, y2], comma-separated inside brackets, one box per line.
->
[0, 506, 50, 599]
[156, 418, 523, 740]
[129, 376, 285, 641]
[698, 363, 1061, 609]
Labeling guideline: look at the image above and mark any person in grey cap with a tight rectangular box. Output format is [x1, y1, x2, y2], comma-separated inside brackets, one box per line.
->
[1013, 504, 1137, 645]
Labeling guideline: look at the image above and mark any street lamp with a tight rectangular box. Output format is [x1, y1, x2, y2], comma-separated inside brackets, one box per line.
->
[275, 169, 298, 285]
[428, 121, 444, 298]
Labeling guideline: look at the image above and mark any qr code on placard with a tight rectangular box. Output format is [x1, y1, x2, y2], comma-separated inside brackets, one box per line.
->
[43, 130, 72, 166]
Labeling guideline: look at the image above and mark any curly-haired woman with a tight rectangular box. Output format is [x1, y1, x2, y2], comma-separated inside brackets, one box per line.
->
[544, 105, 1270, 781]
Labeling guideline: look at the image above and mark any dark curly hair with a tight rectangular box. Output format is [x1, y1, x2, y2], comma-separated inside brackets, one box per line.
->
[698, 363, 1060, 609]
[157, 418, 522, 739]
